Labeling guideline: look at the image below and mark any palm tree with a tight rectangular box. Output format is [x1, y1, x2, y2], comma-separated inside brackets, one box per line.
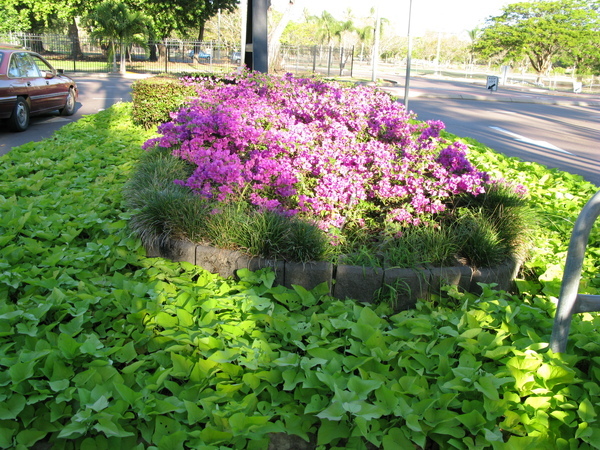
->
[309, 11, 345, 46]
[333, 18, 354, 47]
[311, 10, 356, 47]
[466, 27, 481, 66]
[355, 24, 374, 60]
[84, 1, 149, 74]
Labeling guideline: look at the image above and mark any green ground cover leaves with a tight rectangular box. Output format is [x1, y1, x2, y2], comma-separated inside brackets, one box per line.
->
[0, 103, 599, 448]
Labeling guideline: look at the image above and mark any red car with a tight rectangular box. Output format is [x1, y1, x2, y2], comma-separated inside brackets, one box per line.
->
[0, 44, 78, 132]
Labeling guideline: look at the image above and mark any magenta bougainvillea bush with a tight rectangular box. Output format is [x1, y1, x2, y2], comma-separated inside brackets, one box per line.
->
[143, 72, 491, 236]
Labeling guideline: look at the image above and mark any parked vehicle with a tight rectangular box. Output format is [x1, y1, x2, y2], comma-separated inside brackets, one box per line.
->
[231, 51, 241, 64]
[187, 49, 211, 63]
[197, 51, 211, 61]
[0, 44, 78, 132]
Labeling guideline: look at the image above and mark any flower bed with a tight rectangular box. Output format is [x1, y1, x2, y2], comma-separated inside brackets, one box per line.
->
[143, 72, 490, 229]
[131, 71, 533, 286]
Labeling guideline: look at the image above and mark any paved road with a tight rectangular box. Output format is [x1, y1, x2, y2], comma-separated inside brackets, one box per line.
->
[380, 76, 600, 187]
[0, 74, 141, 156]
[413, 99, 600, 186]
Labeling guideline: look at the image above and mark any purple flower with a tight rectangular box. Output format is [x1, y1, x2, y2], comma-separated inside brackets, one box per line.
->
[142, 71, 496, 241]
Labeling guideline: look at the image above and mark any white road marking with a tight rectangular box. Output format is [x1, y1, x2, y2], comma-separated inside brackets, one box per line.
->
[489, 126, 573, 155]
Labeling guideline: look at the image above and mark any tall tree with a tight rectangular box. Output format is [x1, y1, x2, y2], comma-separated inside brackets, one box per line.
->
[0, 2, 27, 34]
[474, 0, 600, 83]
[1, 0, 67, 35]
[132, 0, 237, 41]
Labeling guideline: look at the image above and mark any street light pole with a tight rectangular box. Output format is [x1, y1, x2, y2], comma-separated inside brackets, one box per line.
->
[403, 0, 413, 108]
[371, 3, 380, 83]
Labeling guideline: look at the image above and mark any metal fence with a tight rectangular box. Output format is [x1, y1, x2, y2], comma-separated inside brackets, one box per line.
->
[1, 33, 356, 77]
[276, 45, 355, 77]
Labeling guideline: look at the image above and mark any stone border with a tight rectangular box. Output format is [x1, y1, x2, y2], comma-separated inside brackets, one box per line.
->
[146, 239, 520, 311]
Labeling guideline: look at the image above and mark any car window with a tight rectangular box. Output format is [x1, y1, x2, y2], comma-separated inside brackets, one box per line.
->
[30, 54, 55, 75]
[0, 53, 4, 67]
[8, 52, 40, 78]
[8, 55, 20, 77]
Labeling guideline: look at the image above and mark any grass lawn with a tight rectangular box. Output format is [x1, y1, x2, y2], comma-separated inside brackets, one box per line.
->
[1, 101, 600, 449]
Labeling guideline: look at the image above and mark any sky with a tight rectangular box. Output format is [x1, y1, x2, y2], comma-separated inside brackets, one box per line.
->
[271, 0, 520, 39]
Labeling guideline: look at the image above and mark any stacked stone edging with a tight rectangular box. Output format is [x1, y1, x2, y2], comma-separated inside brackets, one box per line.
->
[146, 239, 520, 310]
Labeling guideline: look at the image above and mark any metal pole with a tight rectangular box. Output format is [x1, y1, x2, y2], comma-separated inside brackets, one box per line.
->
[371, 3, 380, 83]
[244, 0, 253, 69]
[252, 0, 269, 73]
[403, 0, 413, 108]
[73, 38, 77, 72]
[435, 31, 441, 75]
[165, 43, 169, 74]
[240, 0, 247, 69]
[551, 190, 600, 353]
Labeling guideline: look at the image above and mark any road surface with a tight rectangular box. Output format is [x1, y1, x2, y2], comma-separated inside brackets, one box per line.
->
[380, 76, 600, 186]
[409, 97, 600, 186]
[0, 74, 139, 156]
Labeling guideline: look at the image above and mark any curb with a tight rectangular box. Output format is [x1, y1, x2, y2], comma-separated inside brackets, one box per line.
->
[146, 239, 521, 311]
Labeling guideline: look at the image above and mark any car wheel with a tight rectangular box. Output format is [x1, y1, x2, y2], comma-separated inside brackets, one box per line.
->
[8, 97, 30, 132]
[60, 88, 76, 116]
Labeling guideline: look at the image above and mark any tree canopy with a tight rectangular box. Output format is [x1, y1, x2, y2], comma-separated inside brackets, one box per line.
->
[0, 0, 238, 41]
[474, 0, 600, 81]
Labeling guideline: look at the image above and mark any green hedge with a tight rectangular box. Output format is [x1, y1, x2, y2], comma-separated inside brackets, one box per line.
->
[131, 75, 196, 129]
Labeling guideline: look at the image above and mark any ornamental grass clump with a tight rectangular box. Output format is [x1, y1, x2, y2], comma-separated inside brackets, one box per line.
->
[133, 71, 532, 267]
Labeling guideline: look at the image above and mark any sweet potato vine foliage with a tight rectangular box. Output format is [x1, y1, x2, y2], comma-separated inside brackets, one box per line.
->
[143, 72, 490, 234]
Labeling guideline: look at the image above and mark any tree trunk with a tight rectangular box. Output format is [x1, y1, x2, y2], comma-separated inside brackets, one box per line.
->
[119, 42, 127, 74]
[30, 37, 45, 53]
[68, 18, 83, 59]
[111, 41, 118, 72]
[149, 42, 158, 62]
[156, 43, 167, 65]
[268, 0, 298, 70]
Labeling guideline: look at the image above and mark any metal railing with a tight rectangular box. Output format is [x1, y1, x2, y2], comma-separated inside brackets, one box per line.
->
[550, 190, 600, 353]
